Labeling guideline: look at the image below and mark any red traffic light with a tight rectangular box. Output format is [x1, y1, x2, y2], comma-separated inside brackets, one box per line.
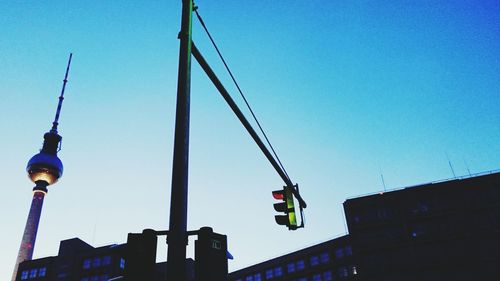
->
[272, 190, 285, 200]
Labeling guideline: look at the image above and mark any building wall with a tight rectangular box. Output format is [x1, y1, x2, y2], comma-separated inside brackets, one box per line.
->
[16, 238, 126, 281]
[229, 236, 359, 281]
[15, 237, 194, 281]
[343, 172, 500, 281]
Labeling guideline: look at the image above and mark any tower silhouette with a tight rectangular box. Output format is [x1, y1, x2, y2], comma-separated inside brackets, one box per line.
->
[12, 54, 72, 281]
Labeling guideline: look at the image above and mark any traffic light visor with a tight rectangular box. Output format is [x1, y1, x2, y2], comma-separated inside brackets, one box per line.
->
[274, 202, 287, 212]
[275, 215, 289, 225]
[272, 190, 285, 200]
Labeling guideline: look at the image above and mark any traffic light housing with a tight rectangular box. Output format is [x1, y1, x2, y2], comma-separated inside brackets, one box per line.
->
[124, 229, 157, 281]
[195, 227, 228, 281]
[272, 186, 297, 230]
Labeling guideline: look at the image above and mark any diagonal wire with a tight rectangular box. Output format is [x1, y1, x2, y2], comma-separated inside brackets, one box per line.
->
[194, 8, 292, 182]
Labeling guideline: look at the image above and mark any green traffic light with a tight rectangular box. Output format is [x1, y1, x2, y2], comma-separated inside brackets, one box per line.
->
[272, 186, 298, 230]
[285, 186, 297, 228]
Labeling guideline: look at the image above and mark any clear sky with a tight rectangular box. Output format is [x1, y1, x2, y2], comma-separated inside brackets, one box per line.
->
[1, 0, 500, 277]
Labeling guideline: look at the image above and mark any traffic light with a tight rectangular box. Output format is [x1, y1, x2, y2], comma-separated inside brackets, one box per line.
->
[272, 186, 297, 230]
[195, 227, 228, 281]
[124, 229, 157, 281]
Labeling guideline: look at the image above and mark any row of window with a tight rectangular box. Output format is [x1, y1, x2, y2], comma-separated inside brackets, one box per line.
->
[82, 256, 111, 269]
[351, 202, 433, 225]
[334, 246, 353, 258]
[81, 274, 108, 281]
[236, 248, 354, 281]
[82, 256, 125, 270]
[292, 267, 357, 281]
[241, 266, 359, 281]
[287, 260, 306, 273]
[20, 267, 46, 280]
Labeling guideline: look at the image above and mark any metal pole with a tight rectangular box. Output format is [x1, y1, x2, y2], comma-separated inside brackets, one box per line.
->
[167, 0, 193, 281]
[191, 43, 307, 208]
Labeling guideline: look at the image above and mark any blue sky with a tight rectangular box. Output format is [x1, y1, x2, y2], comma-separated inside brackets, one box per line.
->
[1, 0, 500, 276]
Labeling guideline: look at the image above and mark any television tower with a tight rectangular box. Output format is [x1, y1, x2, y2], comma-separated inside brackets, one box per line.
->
[11, 54, 72, 281]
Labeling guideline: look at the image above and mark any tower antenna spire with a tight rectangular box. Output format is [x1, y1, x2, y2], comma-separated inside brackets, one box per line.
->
[51, 53, 73, 133]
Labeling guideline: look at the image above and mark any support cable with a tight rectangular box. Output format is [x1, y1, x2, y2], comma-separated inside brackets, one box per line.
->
[192, 42, 306, 209]
[194, 9, 291, 183]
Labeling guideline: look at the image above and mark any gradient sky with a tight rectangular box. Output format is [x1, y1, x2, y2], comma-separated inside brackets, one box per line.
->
[1, 0, 500, 277]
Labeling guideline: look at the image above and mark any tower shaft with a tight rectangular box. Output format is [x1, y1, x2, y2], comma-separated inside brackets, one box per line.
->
[11, 190, 46, 281]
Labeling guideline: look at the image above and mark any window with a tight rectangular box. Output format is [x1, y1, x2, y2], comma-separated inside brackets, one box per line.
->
[410, 225, 427, 238]
[274, 267, 283, 277]
[21, 270, 29, 280]
[323, 271, 333, 281]
[320, 252, 330, 263]
[100, 274, 108, 281]
[265, 269, 274, 279]
[335, 248, 344, 259]
[83, 259, 91, 269]
[338, 267, 348, 278]
[412, 201, 430, 214]
[38, 267, 47, 277]
[120, 258, 126, 269]
[90, 275, 99, 281]
[353, 215, 361, 224]
[254, 273, 262, 281]
[102, 255, 111, 265]
[246, 276, 253, 281]
[377, 209, 390, 219]
[287, 262, 295, 273]
[29, 269, 37, 278]
[313, 274, 321, 281]
[310, 255, 319, 266]
[344, 246, 352, 256]
[92, 257, 101, 268]
[296, 260, 305, 270]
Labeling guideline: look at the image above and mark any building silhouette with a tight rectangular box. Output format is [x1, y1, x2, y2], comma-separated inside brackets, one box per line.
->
[229, 235, 357, 281]
[16, 238, 124, 281]
[15, 171, 500, 281]
[344, 171, 500, 281]
[14, 236, 196, 281]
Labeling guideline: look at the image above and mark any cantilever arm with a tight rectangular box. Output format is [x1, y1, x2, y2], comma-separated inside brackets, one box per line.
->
[191, 41, 307, 209]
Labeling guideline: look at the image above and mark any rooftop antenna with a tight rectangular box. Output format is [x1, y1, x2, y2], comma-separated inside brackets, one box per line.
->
[380, 174, 387, 192]
[463, 158, 472, 176]
[446, 153, 456, 178]
[379, 166, 387, 192]
[51, 53, 73, 134]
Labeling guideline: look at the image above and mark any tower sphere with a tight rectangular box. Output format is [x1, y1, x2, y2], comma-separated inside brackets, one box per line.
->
[26, 152, 63, 185]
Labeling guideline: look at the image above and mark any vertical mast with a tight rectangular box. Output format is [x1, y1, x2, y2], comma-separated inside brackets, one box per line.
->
[51, 53, 72, 133]
[167, 1, 193, 280]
